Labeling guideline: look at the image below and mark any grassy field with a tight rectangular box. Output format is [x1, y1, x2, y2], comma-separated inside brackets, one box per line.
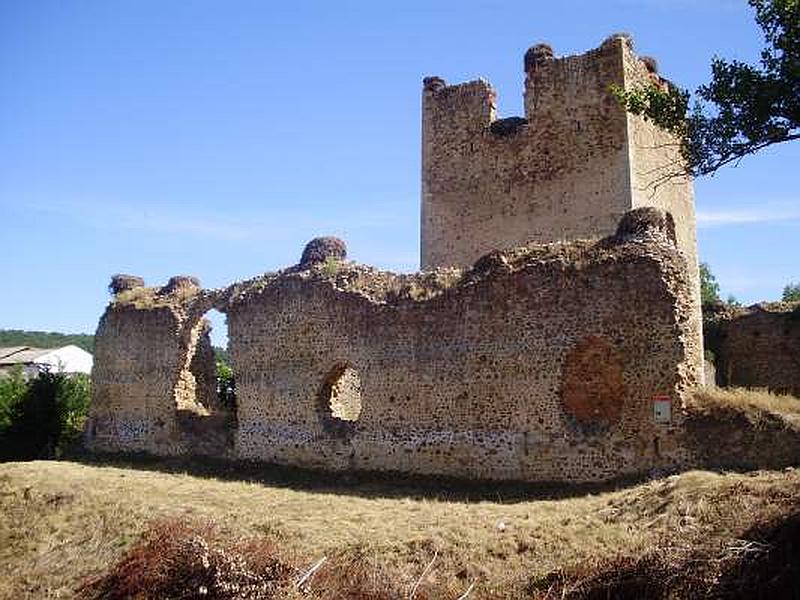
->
[1, 387, 799, 598]
[2, 458, 800, 598]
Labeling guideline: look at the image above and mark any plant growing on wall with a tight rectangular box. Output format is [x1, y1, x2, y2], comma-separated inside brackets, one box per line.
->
[322, 255, 341, 277]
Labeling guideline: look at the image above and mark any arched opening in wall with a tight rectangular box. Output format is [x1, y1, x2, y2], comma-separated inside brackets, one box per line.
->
[318, 364, 362, 436]
[206, 309, 236, 415]
[174, 308, 236, 454]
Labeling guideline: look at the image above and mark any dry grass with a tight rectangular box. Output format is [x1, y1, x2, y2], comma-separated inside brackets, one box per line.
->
[79, 516, 437, 599]
[1, 460, 800, 598]
[113, 286, 160, 308]
[690, 386, 800, 427]
[113, 284, 200, 309]
[78, 518, 297, 600]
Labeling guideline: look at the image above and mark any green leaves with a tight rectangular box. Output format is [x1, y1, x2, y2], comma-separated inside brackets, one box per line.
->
[700, 262, 722, 306]
[615, 0, 800, 177]
[611, 82, 689, 135]
[215, 360, 236, 409]
[0, 369, 91, 460]
[783, 282, 800, 302]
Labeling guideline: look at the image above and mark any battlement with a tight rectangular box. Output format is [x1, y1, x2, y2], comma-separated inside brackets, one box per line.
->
[423, 34, 643, 138]
[421, 34, 696, 278]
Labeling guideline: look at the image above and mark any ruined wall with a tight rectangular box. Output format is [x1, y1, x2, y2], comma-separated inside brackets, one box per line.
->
[224, 212, 702, 483]
[87, 210, 704, 483]
[183, 319, 220, 413]
[86, 278, 230, 456]
[421, 35, 698, 279]
[706, 303, 800, 396]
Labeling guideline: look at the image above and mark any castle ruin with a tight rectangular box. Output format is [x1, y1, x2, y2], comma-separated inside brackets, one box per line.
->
[421, 35, 698, 278]
[86, 35, 709, 483]
[705, 301, 800, 396]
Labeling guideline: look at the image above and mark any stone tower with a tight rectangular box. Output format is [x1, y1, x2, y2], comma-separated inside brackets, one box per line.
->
[420, 34, 699, 278]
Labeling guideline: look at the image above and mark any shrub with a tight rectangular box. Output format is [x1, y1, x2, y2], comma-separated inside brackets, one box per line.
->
[80, 517, 442, 600]
[699, 262, 721, 306]
[783, 283, 800, 303]
[0, 368, 91, 460]
[216, 360, 236, 410]
[0, 365, 27, 431]
[79, 518, 296, 600]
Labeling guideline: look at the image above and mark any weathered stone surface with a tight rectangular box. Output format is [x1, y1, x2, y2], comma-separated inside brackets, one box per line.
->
[560, 336, 626, 429]
[84, 36, 709, 484]
[86, 211, 704, 483]
[705, 302, 800, 396]
[420, 36, 700, 323]
[86, 286, 232, 456]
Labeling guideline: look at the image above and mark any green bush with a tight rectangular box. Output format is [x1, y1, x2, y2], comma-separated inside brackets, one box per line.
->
[699, 262, 721, 306]
[0, 366, 27, 430]
[216, 360, 236, 410]
[0, 368, 91, 461]
[783, 283, 800, 303]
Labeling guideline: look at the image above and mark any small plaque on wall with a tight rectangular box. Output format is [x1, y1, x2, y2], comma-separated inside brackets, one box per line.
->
[653, 395, 672, 423]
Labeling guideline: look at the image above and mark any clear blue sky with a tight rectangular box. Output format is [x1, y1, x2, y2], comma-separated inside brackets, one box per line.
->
[2, 0, 798, 346]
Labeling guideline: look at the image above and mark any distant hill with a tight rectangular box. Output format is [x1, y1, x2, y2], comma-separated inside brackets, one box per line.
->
[0, 330, 235, 360]
[0, 329, 95, 353]
[0, 331, 235, 362]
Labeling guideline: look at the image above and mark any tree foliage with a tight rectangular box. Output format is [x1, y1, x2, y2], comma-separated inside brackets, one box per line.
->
[783, 282, 800, 301]
[614, 0, 799, 176]
[0, 366, 27, 432]
[700, 262, 722, 306]
[0, 329, 94, 353]
[0, 368, 91, 460]
[215, 359, 236, 410]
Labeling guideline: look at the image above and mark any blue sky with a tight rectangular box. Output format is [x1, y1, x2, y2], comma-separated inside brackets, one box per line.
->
[1, 0, 798, 346]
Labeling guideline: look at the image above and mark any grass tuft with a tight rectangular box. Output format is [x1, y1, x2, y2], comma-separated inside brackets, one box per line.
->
[689, 386, 800, 426]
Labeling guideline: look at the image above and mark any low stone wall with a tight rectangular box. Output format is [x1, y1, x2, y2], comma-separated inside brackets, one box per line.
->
[705, 303, 800, 396]
[87, 209, 704, 483]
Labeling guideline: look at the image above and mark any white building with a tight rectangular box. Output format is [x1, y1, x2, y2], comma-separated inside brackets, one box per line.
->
[0, 345, 93, 377]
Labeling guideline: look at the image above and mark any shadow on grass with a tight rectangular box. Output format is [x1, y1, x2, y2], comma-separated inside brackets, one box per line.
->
[66, 448, 660, 504]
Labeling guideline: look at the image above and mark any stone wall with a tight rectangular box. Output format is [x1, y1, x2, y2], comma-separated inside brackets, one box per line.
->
[622, 47, 701, 314]
[87, 209, 705, 483]
[89, 303, 185, 454]
[421, 35, 698, 288]
[85, 33, 708, 482]
[705, 303, 800, 396]
[86, 278, 232, 456]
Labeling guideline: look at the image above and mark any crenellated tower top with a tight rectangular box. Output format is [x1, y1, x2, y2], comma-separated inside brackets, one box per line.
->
[420, 33, 696, 276]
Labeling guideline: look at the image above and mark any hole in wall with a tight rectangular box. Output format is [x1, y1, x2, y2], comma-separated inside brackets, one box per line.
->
[206, 309, 236, 414]
[175, 314, 216, 415]
[174, 308, 237, 453]
[318, 364, 362, 436]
